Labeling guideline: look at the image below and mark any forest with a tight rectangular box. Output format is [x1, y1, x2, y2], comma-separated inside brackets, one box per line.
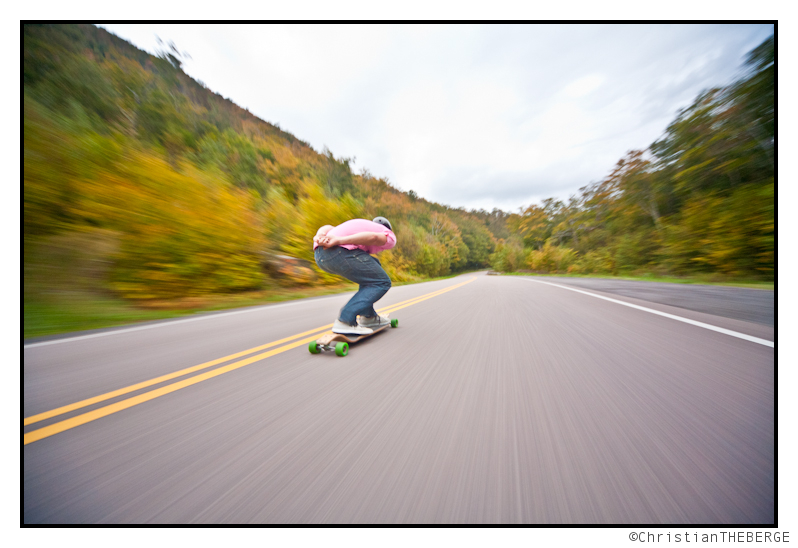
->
[24, 24, 774, 314]
[501, 35, 774, 280]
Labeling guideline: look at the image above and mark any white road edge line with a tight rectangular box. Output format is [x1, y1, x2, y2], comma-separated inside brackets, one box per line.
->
[523, 278, 774, 348]
[23, 295, 343, 349]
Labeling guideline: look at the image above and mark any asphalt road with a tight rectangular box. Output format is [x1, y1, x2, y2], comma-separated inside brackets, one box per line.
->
[23, 273, 775, 524]
[536, 276, 775, 327]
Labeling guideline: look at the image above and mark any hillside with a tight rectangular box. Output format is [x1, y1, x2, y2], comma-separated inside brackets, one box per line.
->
[24, 23, 503, 311]
[24, 24, 774, 326]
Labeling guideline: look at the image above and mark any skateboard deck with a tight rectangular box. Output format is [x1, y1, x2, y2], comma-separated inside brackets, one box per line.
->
[309, 318, 398, 356]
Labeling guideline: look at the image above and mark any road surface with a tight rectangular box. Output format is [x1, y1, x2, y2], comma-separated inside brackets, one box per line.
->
[23, 273, 775, 524]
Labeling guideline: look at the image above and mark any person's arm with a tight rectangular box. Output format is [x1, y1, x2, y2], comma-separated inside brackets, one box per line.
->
[317, 231, 388, 249]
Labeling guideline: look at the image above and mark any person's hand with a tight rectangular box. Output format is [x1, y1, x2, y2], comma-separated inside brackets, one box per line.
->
[316, 235, 341, 248]
[313, 225, 334, 246]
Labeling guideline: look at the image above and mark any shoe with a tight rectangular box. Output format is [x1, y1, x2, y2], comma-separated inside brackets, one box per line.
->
[358, 314, 391, 328]
[332, 319, 374, 335]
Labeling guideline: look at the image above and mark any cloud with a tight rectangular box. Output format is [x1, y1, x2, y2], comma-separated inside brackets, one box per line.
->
[563, 74, 606, 98]
[99, 23, 774, 212]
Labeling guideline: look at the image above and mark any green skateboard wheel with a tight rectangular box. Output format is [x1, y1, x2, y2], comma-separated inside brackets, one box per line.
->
[335, 342, 349, 357]
[309, 341, 321, 354]
[391, 318, 398, 328]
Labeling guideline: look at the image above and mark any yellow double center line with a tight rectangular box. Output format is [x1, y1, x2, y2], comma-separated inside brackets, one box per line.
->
[24, 277, 476, 445]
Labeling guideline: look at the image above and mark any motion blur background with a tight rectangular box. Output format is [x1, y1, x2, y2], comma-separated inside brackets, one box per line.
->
[23, 24, 774, 339]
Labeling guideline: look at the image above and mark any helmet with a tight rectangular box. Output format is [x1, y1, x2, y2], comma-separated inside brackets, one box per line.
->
[372, 216, 393, 231]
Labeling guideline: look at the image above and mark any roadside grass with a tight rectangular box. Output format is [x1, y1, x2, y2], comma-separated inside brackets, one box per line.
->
[24, 248, 481, 341]
[28, 264, 770, 340]
[501, 271, 774, 290]
[23, 284, 361, 340]
[24, 231, 365, 340]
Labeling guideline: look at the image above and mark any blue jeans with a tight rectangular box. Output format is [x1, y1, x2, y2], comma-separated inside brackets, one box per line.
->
[314, 246, 392, 325]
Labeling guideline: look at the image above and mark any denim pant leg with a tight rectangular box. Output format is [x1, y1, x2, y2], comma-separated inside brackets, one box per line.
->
[314, 247, 392, 325]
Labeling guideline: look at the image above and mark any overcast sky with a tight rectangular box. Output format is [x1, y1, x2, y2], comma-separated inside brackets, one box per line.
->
[98, 23, 773, 213]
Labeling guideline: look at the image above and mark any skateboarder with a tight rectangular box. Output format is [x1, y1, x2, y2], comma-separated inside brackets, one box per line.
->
[313, 217, 396, 335]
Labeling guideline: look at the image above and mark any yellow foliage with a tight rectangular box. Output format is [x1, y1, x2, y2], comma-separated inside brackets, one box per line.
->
[377, 191, 411, 220]
[262, 186, 296, 253]
[378, 250, 419, 283]
[525, 242, 577, 272]
[69, 150, 265, 299]
[279, 183, 363, 284]
[661, 182, 773, 277]
[265, 143, 303, 193]
[430, 212, 468, 270]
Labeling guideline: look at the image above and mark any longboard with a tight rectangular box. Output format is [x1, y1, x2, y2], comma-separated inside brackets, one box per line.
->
[309, 318, 398, 357]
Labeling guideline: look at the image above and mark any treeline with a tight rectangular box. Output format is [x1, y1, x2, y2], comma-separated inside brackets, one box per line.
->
[495, 35, 774, 280]
[23, 25, 774, 307]
[24, 24, 501, 302]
